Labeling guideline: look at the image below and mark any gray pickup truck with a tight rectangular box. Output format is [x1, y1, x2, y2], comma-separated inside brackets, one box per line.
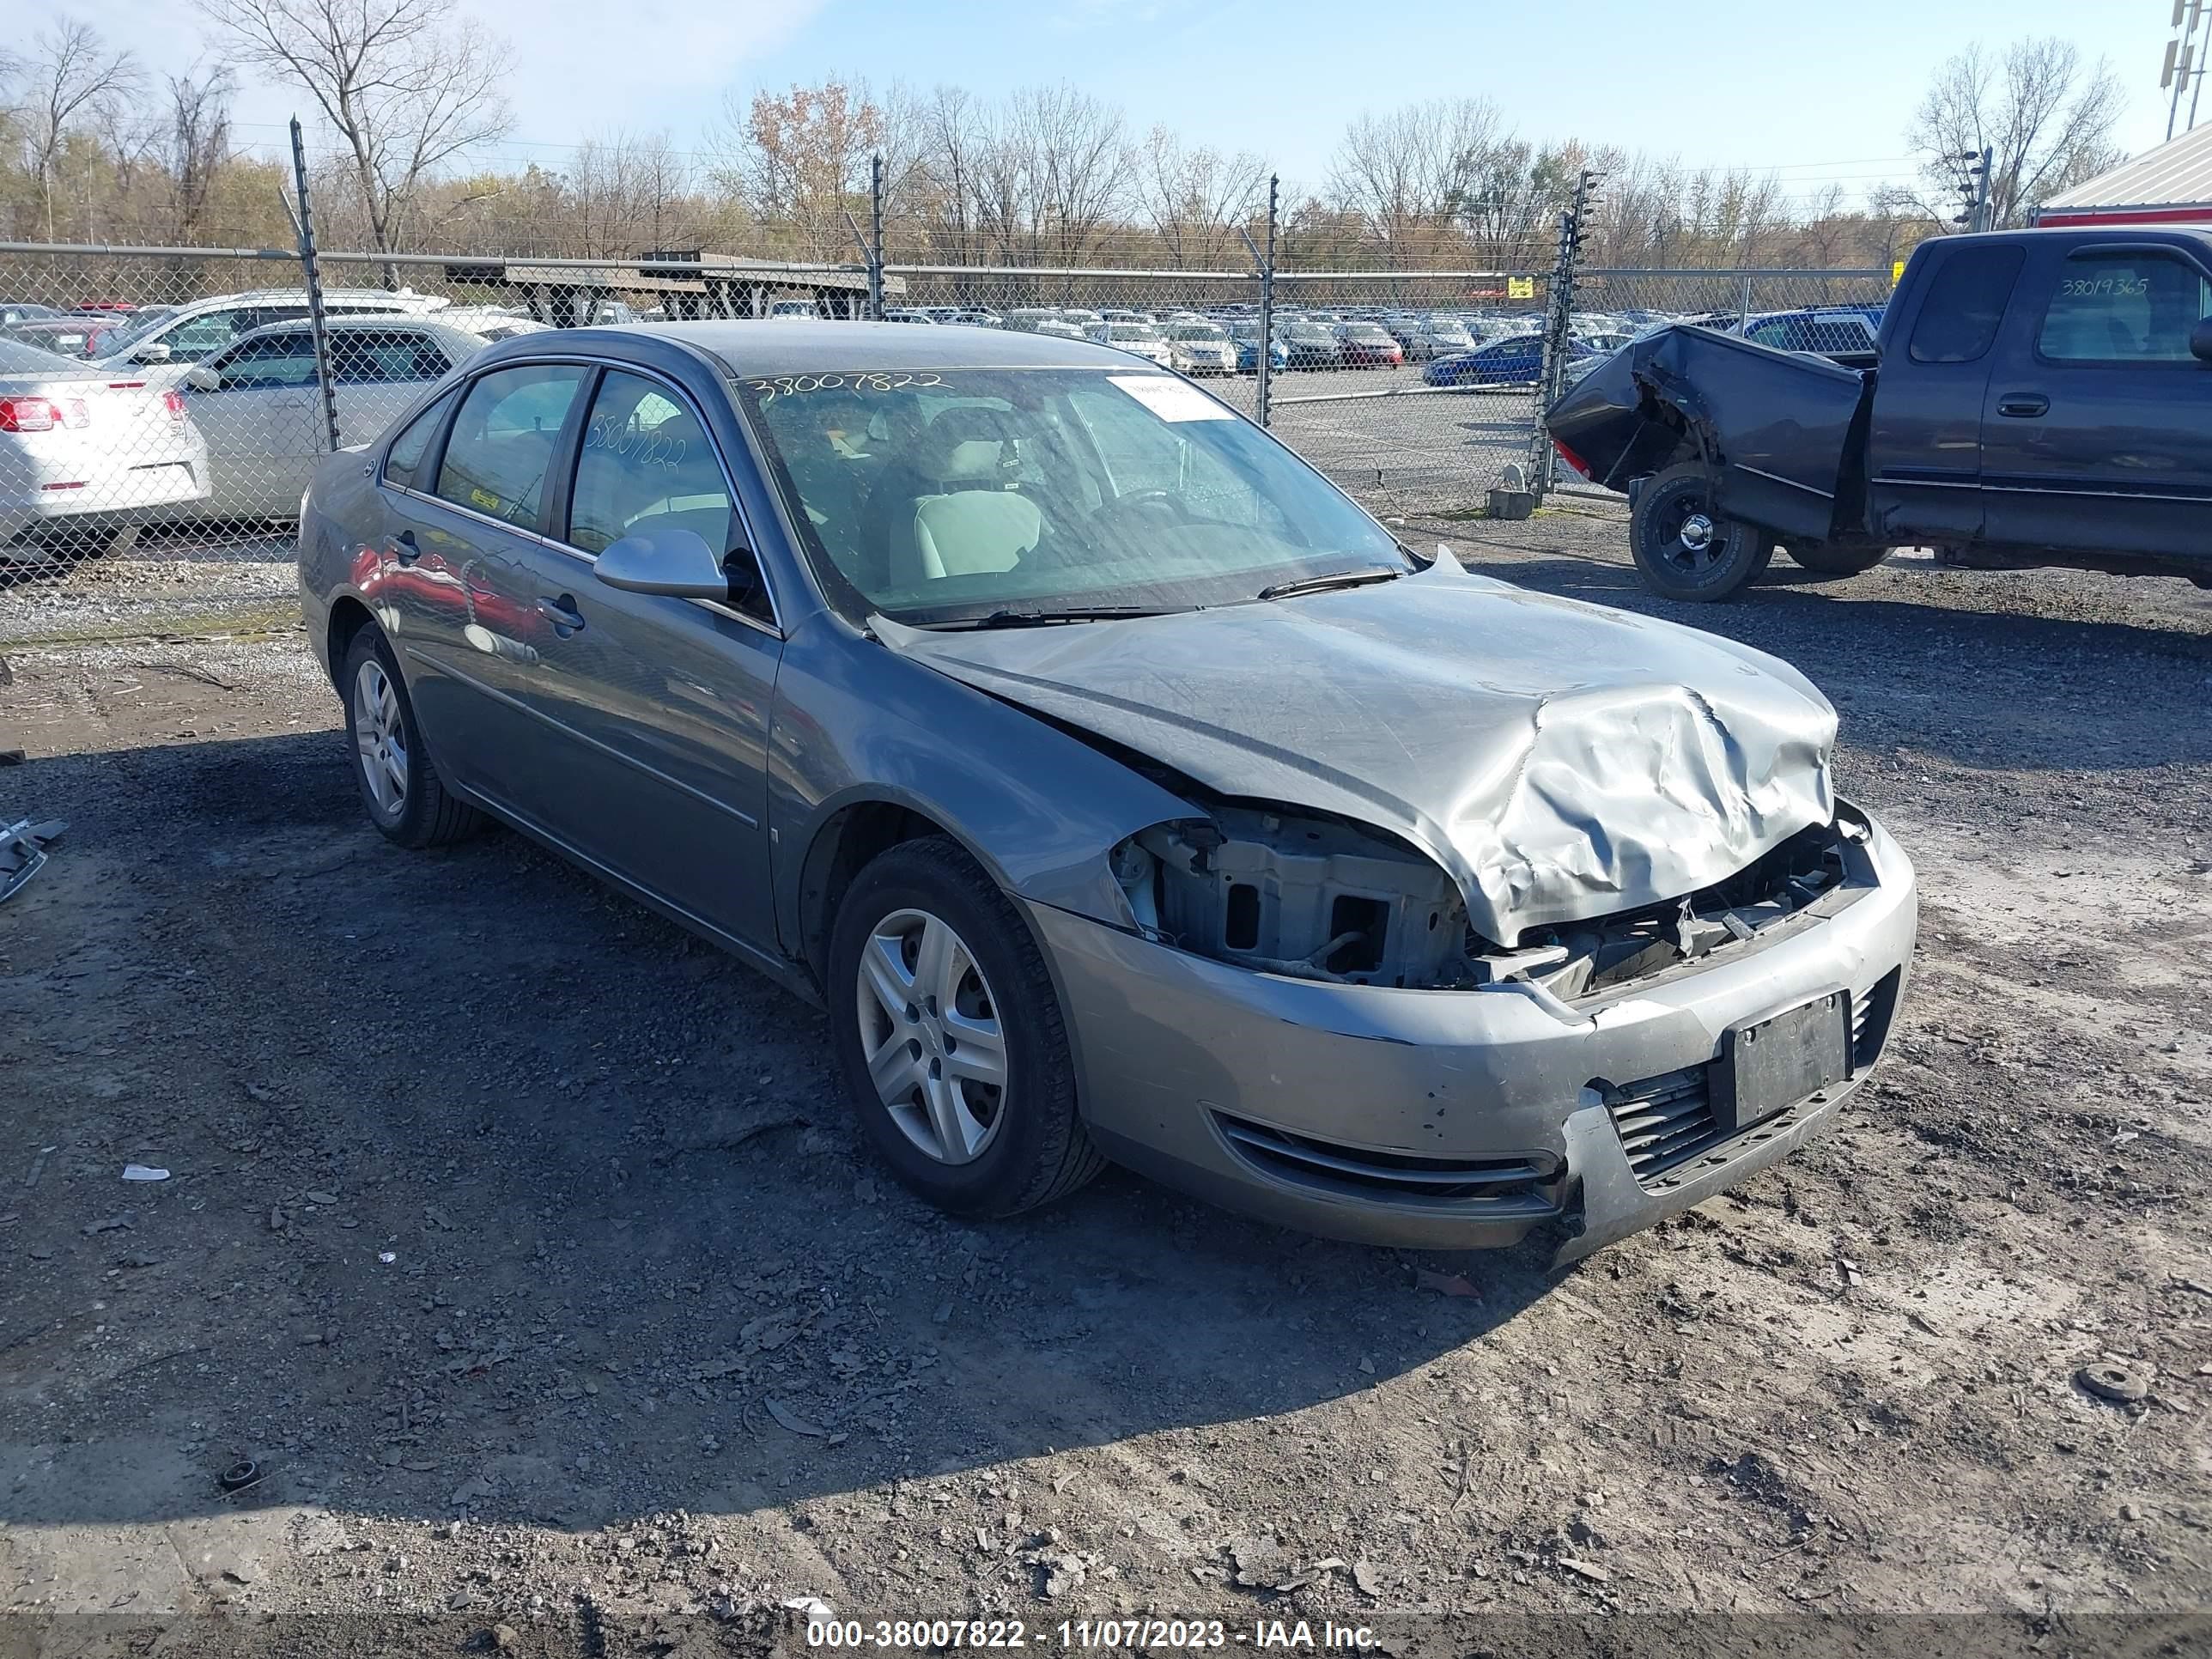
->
[1547, 225, 2212, 600]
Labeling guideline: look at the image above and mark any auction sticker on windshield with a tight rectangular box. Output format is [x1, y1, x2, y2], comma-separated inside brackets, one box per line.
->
[1108, 374, 1234, 422]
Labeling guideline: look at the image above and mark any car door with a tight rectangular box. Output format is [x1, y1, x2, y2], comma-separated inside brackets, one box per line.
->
[376, 361, 597, 807]
[501, 365, 783, 950]
[1864, 242, 2025, 544]
[187, 331, 326, 515]
[1978, 240, 2212, 559]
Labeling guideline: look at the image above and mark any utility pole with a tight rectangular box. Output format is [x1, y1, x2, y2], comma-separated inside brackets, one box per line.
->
[2167, 0, 2204, 142]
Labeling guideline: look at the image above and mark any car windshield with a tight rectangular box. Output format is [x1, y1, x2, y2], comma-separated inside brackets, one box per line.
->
[1285, 325, 1333, 340]
[1171, 325, 1227, 340]
[100, 309, 176, 353]
[1343, 325, 1390, 339]
[736, 367, 1405, 626]
[1106, 325, 1163, 341]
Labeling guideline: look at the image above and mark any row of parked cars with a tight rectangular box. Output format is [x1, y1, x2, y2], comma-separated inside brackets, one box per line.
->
[0, 288, 554, 565]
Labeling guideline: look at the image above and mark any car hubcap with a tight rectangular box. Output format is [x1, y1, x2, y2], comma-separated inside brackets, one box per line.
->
[352, 658, 408, 816]
[854, 908, 1007, 1165]
[1678, 512, 1715, 554]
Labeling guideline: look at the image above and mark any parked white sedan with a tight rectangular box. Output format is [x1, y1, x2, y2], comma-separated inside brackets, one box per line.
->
[175, 319, 484, 520]
[0, 337, 209, 564]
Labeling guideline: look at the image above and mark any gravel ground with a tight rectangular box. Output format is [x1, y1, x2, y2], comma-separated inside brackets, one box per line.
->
[2, 513, 2209, 1658]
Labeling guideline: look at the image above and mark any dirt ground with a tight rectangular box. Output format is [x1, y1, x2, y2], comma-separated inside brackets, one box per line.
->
[2, 513, 2210, 1658]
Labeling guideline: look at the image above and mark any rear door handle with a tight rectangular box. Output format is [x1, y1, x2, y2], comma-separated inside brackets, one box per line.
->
[392, 529, 419, 564]
[537, 594, 586, 635]
[1996, 392, 2049, 418]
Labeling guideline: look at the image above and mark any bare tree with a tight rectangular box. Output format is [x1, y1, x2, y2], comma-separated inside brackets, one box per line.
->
[1010, 85, 1131, 268]
[195, 0, 514, 264]
[18, 20, 140, 240]
[1327, 98, 1510, 265]
[1908, 37, 2124, 230]
[1136, 127, 1264, 265]
[163, 64, 235, 246]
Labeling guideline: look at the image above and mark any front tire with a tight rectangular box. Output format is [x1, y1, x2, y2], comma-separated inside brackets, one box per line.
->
[829, 836, 1103, 1218]
[339, 625, 483, 849]
[1784, 541, 1891, 576]
[1630, 462, 1774, 601]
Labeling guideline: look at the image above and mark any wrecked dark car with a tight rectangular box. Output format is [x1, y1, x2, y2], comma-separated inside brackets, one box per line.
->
[1548, 225, 2212, 600]
[298, 322, 1917, 1263]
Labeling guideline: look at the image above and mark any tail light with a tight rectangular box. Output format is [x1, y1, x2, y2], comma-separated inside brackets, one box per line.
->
[161, 389, 187, 424]
[1552, 436, 1591, 479]
[0, 396, 90, 433]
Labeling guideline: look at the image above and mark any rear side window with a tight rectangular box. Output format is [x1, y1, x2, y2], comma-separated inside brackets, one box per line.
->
[331, 330, 451, 386]
[434, 363, 592, 529]
[383, 390, 456, 490]
[1908, 248, 2025, 363]
[2037, 251, 2212, 362]
[216, 332, 321, 389]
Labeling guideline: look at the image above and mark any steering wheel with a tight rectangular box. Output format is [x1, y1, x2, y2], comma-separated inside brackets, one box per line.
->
[1090, 489, 1195, 531]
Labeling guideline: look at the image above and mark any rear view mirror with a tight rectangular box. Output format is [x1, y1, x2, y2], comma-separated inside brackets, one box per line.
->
[593, 526, 740, 603]
[183, 365, 221, 392]
[2191, 318, 2212, 363]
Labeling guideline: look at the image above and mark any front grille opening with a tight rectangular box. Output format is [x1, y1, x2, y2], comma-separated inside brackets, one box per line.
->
[1212, 1111, 1557, 1209]
[1325, 895, 1388, 975]
[1853, 968, 1902, 1071]
[1224, 882, 1260, 951]
[1600, 1066, 1721, 1181]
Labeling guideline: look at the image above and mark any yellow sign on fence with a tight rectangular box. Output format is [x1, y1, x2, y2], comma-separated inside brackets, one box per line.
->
[1507, 276, 1536, 300]
[1892, 259, 1906, 285]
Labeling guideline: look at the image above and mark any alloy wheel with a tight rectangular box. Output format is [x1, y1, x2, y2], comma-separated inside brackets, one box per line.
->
[352, 657, 409, 817]
[854, 907, 1009, 1164]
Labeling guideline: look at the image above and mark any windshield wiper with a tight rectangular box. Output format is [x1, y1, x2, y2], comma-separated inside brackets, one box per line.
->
[927, 605, 1176, 630]
[1255, 568, 1404, 601]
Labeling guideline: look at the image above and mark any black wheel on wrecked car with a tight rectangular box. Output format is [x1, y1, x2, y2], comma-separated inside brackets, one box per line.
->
[338, 624, 484, 849]
[1784, 541, 1892, 577]
[828, 836, 1104, 1218]
[1629, 462, 1773, 602]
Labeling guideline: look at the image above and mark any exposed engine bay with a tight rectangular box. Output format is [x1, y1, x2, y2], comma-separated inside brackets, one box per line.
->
[1114, 803, 1865, 999]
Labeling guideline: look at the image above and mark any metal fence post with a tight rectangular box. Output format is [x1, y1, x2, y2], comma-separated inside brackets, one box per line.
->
[1531, 168, 1596, 497]
[288, 116, 341, 459]
[1257, 173, 1277, 428]
[869, 153, 885, 320]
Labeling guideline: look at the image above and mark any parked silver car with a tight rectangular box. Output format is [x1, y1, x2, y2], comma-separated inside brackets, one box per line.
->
[297, 322, 1917, 1261]
[176, 318, 484, 519]
[1, 337, 209, 562]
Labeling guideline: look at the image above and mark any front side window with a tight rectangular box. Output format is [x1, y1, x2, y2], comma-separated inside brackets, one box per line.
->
[567, 370, 736, 557]
[1909, 247, 2024, 363]
[2037, 251, 2212, 362]
[737, 367, 1403, 625]
[434, 362, 592, 529]
[383, 390, 457, 490]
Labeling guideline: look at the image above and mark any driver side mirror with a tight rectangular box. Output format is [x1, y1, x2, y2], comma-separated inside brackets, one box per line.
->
[132, 341, 172, 364]
[593, 526, 758, 609]
[183, 365, 222, 392]
[2191, 318, 2212, 363]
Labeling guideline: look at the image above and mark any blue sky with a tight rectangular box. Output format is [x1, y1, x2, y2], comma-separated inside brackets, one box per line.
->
[68, 0, 2185, 202]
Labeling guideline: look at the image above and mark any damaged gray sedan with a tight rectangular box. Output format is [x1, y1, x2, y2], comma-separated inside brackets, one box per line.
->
[297, 323, 1917, 1263]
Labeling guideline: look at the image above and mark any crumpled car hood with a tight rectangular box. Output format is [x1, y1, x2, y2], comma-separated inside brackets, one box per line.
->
[877, 559, 1838, 945]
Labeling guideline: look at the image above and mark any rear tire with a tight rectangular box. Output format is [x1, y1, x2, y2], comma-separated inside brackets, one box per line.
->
[1629, 462, 1773, 601]
[1784, 541, 1890, 577]
[340, 625, 484, 849]
[829, 836, 1103, 1218]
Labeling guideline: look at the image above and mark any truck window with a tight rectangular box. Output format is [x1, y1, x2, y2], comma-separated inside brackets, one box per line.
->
[2036, 251, 2212, 363]
[1908, 247, 2024, 364]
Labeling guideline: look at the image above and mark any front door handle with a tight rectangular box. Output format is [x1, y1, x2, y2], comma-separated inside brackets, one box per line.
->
[1996, 392, 2050, 418]
[537, 594, 586, 635]
[392, 529, 419, 564]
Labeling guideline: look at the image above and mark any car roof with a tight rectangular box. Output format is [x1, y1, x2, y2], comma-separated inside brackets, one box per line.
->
[489, 319, 1143, 377]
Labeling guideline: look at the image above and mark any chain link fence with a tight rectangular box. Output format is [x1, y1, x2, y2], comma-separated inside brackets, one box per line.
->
[0, 213, 1893, 610]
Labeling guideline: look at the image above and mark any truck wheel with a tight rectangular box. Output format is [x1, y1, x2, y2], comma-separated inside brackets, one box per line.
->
[1629, 463, 1771, 601]
[1784, 542, 1890, 577]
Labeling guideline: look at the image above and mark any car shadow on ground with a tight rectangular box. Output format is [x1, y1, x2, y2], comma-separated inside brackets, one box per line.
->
[0, 730, 1557, 1534]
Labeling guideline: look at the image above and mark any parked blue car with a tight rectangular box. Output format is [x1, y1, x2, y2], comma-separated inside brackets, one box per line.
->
[1423, 333, 1596, 388]
[1228, 326, 1291, 373]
